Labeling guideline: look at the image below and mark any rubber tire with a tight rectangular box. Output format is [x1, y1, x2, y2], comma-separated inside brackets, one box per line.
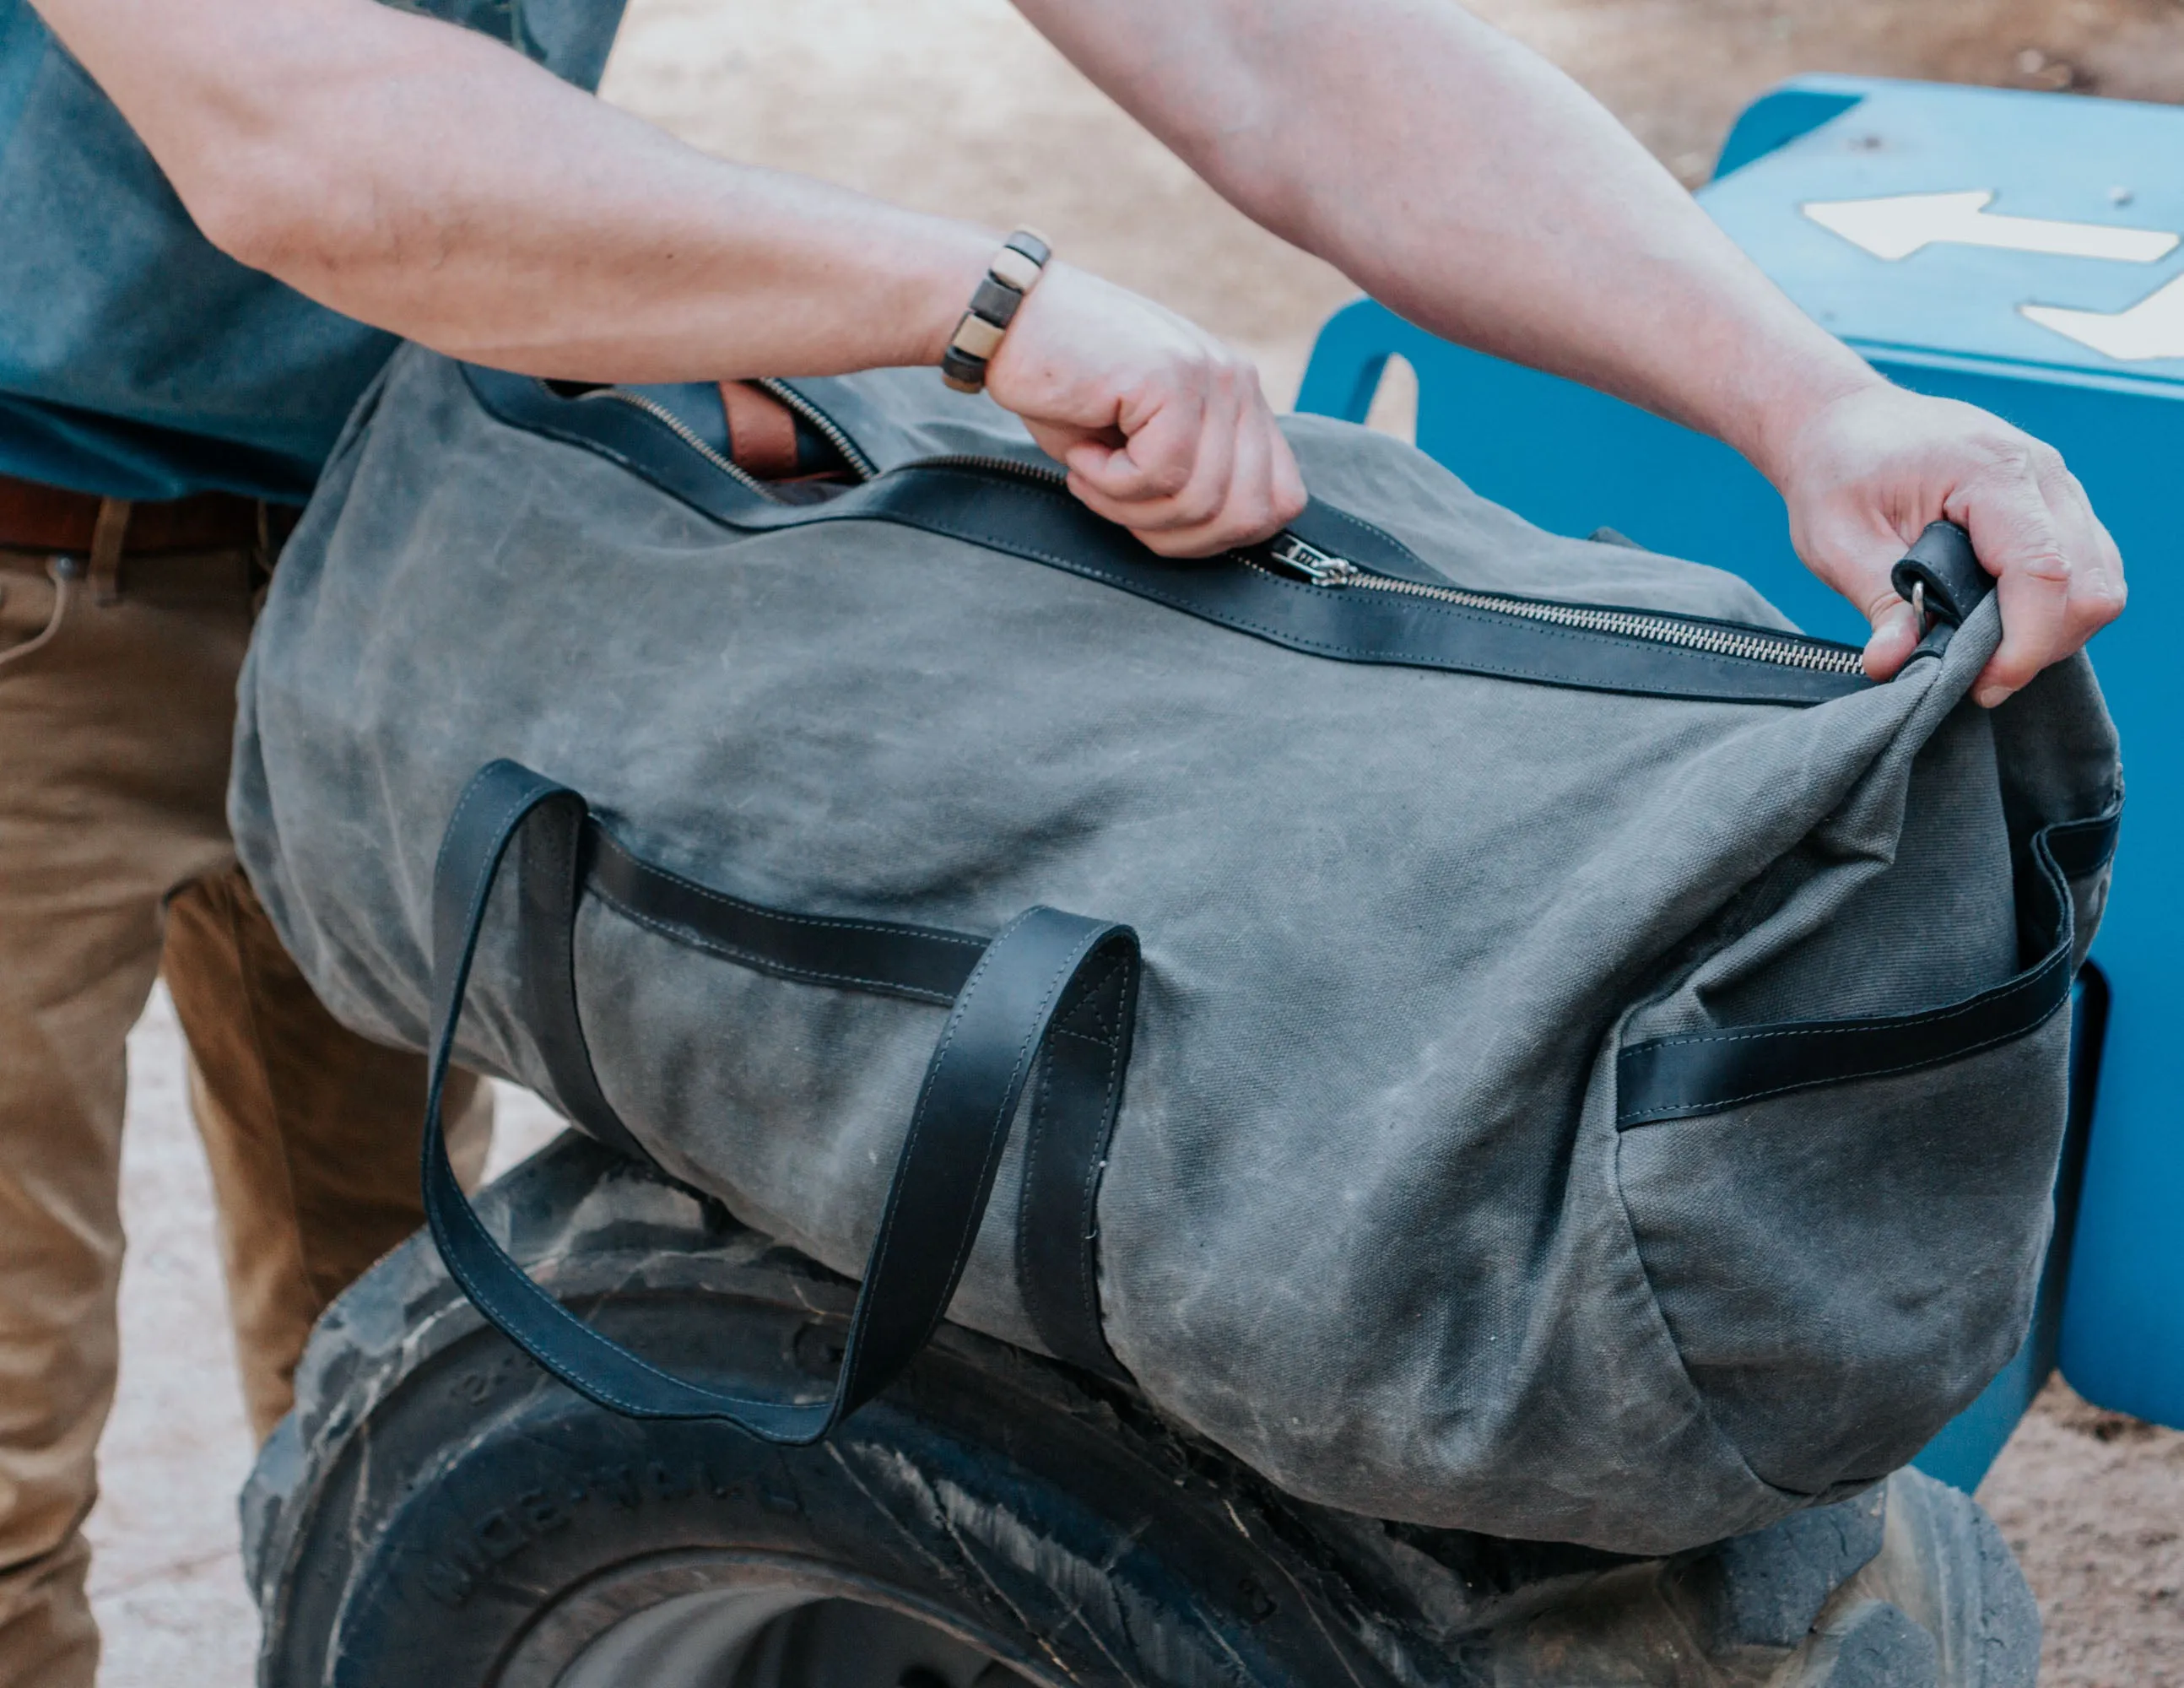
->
[243, 1135, 2041, 1687]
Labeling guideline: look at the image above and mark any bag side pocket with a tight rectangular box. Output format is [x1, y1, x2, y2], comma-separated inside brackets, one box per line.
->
[1614, 809, 2114, 1495]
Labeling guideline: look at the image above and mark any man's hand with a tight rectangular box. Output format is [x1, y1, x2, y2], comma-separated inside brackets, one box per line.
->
[986, 265, 1306, 557]
[1770, 384, 2127, 704]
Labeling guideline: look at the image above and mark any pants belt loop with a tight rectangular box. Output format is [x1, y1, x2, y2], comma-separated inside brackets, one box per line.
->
[88, 498, 132, 605]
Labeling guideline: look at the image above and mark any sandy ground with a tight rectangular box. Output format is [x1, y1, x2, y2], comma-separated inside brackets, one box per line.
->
[84, 0, 2183, 1680]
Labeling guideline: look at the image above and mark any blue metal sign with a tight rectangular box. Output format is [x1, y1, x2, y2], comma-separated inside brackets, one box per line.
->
[1711, 76, 2184, 374]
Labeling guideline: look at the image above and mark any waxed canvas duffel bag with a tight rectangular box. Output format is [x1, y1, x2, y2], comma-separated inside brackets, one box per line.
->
[231, 344, 2120, 1554]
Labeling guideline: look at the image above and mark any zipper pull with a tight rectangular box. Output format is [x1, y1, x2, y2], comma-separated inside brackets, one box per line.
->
[1258, 533, 1360, 587]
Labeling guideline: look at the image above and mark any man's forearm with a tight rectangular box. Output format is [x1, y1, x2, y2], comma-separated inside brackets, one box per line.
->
[1018, 0, 1882, 485]
[34, 0, 993, 381]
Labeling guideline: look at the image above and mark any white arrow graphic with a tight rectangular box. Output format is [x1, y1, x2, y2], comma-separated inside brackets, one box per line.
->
[1802, 190, 2179, 262]
[2023, 273, 2184, 360]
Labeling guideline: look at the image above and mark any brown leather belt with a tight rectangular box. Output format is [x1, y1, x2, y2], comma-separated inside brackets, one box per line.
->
[0, 471, 276, 555]
[1, 382, 810, 565]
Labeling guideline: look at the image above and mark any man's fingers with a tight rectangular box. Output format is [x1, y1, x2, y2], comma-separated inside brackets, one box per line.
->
[1067, 388, 1236, 540]
[1861, 594, 1920, 683]
[1268, 426, 1308, 528]
[1143, 397, 1277, 555]
[1776, 386, 2126, 697]
[981, 262, 1303, 558]
[1135, 406, 1306, 557]
[1065, 384, 1208, 506]
[1956, 467, 2080, 706]
[1795, 496, 1921, 683]
[1066, 383, 1308, 558]
[2035, 457, 2128, 649]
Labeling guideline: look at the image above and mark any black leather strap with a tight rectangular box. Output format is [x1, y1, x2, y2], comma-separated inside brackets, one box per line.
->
[424, 759, 1139, 1434]
[464, 366, 1870, 709]
[586, 822, 984, 1006]
[1616, 805, 2120, 1127]
[511, 793, 660, 1170]
[1016, 942, 1140, 1382]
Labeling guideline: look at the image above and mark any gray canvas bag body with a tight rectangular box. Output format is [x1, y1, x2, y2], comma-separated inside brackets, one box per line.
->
[231, 345, 2120, 1555]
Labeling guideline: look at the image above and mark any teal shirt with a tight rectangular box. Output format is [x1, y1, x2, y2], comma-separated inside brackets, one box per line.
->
[0, 0, 626, 501]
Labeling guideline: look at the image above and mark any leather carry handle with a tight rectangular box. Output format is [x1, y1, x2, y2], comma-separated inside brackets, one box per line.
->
[1615, 803, 2118, 1126]
[423, 759, 1139, 1438]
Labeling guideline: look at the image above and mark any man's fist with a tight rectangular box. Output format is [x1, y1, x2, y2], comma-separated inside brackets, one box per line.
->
[1772, 384, 2126, 704]
[985, 264, 1307, 559]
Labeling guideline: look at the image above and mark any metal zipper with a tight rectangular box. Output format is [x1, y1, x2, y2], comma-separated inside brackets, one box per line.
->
[753, 379, 880, 481]
[904, 452, 1071, 487]
[1252, 534, 1867, 676]
[576, 387, 772, 495]
[576, 380, 883, 492]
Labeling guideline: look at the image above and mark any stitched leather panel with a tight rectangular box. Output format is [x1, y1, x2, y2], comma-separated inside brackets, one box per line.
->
[866, 469, 1872, 707]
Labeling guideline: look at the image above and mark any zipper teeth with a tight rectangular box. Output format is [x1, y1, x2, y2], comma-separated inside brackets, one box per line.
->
[909, 452, 1070, 485]
[1244, 559, 1867, 675]
[581, 388, 770, 494]
[899, 468, 1860, 675]
[755, 378, 880, 481]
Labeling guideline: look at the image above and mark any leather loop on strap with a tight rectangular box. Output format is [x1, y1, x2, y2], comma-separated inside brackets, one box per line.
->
[1891, 521, 1992, 629]
[423, 759, 1138, 1436]
[88, 500, 131, 605]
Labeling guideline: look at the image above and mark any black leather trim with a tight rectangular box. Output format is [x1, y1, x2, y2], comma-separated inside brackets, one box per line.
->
[421, 760, 1140, 1436]
[585, 822, 982, 1006]
[512, 797, 662, 1171]
[463, 366, 1871, 709]
[880, 470, 1871, 707]
[1017, 944, 1140, 1382]
[1616, 803, 2120, 1127]
[2045, 806, 2121, 881]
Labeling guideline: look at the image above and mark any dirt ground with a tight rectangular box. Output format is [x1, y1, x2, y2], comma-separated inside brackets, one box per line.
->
[84, 0, 2182, 1680]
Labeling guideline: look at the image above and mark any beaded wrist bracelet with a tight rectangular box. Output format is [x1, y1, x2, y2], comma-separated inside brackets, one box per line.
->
[940, 229, 1051, 393]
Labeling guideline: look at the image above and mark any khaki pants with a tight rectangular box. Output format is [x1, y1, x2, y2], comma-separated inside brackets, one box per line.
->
[0, 540, 489, 1686]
